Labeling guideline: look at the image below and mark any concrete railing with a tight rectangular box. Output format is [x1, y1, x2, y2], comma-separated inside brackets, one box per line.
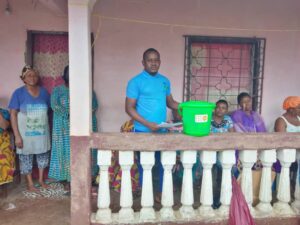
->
[70, 132, 300, 225]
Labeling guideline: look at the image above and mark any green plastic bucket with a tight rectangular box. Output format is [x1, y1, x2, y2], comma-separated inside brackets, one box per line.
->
[178, 101, 216, 137]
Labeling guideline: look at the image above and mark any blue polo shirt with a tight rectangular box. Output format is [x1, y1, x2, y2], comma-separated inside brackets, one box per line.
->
[126, 70, 171, 132]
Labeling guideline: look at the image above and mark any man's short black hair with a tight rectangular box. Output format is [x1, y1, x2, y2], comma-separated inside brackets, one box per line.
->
[237, 92, 251, 105]
[143, 48, 160, 61]
[216, 99, 228, 107]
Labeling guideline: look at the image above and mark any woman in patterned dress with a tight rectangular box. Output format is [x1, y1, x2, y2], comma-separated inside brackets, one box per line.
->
[48, 66, 71, 187]
[49, 66, 99, 189]
[0, 108, 15, 186]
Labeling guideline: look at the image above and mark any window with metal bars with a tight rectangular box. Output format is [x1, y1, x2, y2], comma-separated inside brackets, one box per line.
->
[183, 36, 266, 112]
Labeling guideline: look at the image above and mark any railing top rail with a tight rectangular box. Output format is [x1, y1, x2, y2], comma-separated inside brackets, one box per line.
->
[75, 132, 300, 151]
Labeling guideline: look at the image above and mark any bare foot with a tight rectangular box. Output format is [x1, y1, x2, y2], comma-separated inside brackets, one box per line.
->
[91, 186, 97, 197]
[63, 182, 70, 192]
[44, 178, 56, 183]
[39, 181, 49, 189]
[27, 185, 39, 192]
[154, 193, 161, 204]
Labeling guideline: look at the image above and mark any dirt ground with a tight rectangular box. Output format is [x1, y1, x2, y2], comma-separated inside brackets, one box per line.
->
[0, 180, 70, 225]
[1, 179, 299, 225]
[0, 177, 186, 225]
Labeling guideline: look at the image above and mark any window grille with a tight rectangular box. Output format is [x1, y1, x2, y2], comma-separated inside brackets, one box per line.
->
[183, 36, 266, 112]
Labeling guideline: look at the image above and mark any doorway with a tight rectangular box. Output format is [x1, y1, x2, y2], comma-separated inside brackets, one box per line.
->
[26, 31, 69, 93]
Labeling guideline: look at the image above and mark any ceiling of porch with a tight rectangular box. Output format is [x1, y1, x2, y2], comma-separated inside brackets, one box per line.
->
[33, 0, 67, 15]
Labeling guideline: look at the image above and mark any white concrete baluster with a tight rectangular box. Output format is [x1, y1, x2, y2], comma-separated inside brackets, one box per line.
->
[217, 150, 235, 217]
[96, 150, 112, 223]
[274, 148, 296, 215]
[199, 151, 216, 217]
[256, 149, 276, 214]
[139, 152, 156, 222]
[160, 151, 176, 220]
[179, 150, 197, 219]
[291, 150, 300, 214]
[239, 150, 257, 214]
[119, 151, 135, 222]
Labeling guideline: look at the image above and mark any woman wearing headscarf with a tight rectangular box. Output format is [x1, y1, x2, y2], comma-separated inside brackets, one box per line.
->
[8, 65, 50, 192]
[274, 96, 300, 192]
[274, 96, 300, 132]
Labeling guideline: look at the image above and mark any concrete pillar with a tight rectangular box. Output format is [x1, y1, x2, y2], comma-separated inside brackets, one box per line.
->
[160, 151, 176, 221]
[119, 151, 135, 222]
[69, 1, 97, 225]
[69, 0, 96, 136]
[256, 149, 276, 214]
[199, 150, 216, 217]
[291, 150, 300, 214]
[217, 150, 235, 217]
[139, 152, 156, 222]
[239, 150, 257, 214]
[70, 137, 91, 225]
[95, 150, 112, 223]
[179, 150, 197, 219]
[273, 148, 296, 215]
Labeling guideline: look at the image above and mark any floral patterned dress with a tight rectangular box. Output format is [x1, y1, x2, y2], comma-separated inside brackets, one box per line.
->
[0, 109, 15, 185]
[107, 120, 140, 192]
[49, 86, 99, 181]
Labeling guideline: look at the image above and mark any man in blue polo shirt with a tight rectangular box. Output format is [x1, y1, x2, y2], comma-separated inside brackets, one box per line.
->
[126, 48, 179, 131]
[126, 48, 179, 200]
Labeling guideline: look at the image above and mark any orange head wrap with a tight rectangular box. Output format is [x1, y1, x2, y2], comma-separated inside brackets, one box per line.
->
[283, 96, 300, 110]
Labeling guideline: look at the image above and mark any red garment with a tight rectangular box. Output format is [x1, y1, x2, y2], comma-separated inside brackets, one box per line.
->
[229, 177, 256, 225]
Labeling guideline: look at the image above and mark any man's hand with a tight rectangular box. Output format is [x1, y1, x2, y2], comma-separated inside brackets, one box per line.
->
[146, 122, 160, 132]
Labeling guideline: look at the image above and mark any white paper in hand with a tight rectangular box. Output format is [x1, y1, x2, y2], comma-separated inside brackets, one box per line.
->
[158, 122, 183, 128]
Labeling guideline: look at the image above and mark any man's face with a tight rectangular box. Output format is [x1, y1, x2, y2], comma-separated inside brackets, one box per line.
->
[142, 51, 161, 75]
[215, 102, 228, 117]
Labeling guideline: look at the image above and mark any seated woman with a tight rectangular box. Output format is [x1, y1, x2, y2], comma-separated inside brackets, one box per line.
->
[230, 92, 267, 203]
[211, 99, 235, 133]
[274, 96, 300, 132]
[231, 92, 267, 133]
[274, 96, 300, 189]
[0, 108, 15, 186]
[211, 99, 235, 208]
